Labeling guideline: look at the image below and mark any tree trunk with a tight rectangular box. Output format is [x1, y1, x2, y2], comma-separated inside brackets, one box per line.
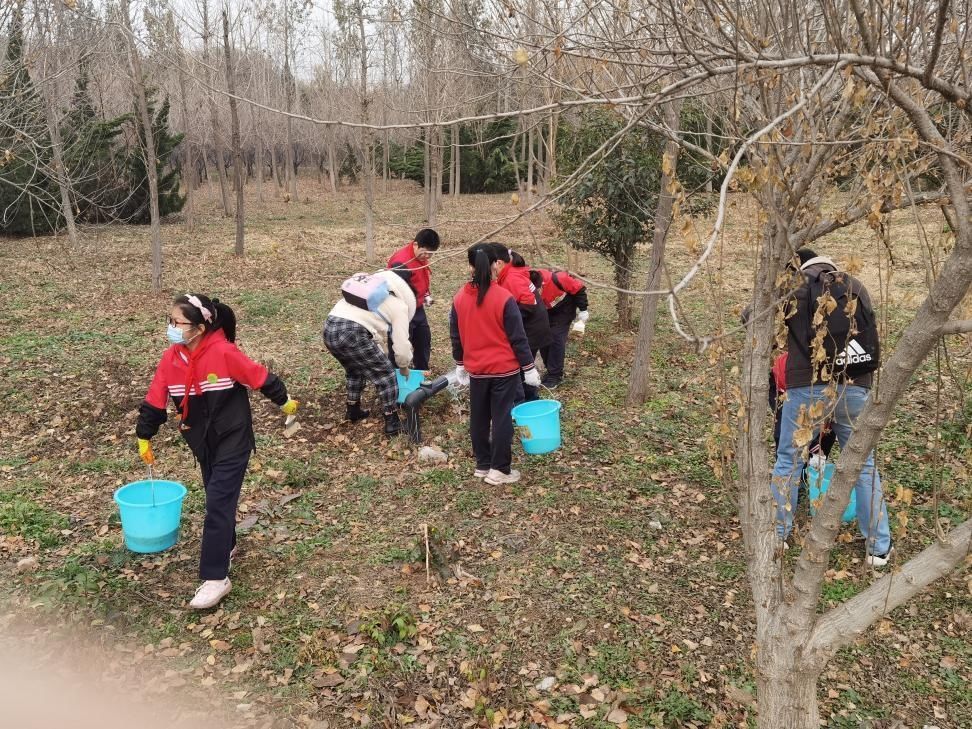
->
[44, 92, 78, 246]
[273, 147, 283, 189]
[453, 125, 461, 197]
[202, 0, 230, 217]
[383, 128, 390, 193]
[526, 122, 535, 203]
[756, 655, 821, 729]
[614, 250, 634, 330]
[423, 128, 433, 223]
[435, 127, 444, 210]
[705, 113, 714, 193]
[547, 111, 558, 187]
[627, 99, 682, 405]
[327, 137, 338, 192]
[223, 9, 244, 256]
[283, 0, 297, 201]
[448, 126, 456, 197]
[121, 0, 162, 294]
[255, 139, 264, 202]
[176, 57, 194, 232]
[359, 10, 375, 264]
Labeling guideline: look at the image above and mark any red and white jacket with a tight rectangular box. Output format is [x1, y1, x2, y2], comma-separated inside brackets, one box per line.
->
[136, 329, 288, 463]
[449, 283, 535, 378]
[537, 269, 588, 310]
[388, 242, 431, 308]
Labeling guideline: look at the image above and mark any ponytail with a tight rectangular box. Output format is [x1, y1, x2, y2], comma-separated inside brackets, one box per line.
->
[175, 293, 237, 342]
[211, 299, 237, 342]
[467, 244, 499, 306]
[510, 251, 527, 268]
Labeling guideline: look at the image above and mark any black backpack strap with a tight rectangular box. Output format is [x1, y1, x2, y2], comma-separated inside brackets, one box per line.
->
[551, 271, 566, 293]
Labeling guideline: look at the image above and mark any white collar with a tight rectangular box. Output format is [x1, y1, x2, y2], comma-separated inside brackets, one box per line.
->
[800, 255, 837, 271]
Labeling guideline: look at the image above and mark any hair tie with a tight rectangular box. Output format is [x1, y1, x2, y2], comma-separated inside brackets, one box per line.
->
[185, 293, 213, 323]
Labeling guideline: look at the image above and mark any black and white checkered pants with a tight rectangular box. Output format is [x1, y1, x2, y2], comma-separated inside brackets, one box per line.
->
[323, 316, 398, 412]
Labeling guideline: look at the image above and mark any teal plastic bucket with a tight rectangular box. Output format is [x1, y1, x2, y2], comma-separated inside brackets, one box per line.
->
[511, 399, 562, 454]
[113, 480, 188, 553]
[806, 463, 857, 523]
[396, 370, 425, 404]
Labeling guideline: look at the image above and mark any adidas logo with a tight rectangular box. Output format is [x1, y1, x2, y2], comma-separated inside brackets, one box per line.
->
[834, 339, 872, 367]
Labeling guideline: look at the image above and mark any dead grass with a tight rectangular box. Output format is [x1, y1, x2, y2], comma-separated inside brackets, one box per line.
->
[0, 179, 969, 728]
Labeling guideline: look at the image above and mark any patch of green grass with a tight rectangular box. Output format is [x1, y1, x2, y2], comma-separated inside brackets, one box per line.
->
[0, 492, 68, 547]
[587, 641, 635, 686]
[67, 456, 132, 475]
[821, 578, 862, 606]
[420, 468, 459, 487]
[713, 560, 745, 581]
[236, 291, 285, 320]
[650, 688, 713, 727]
[455, 490, 486, 513]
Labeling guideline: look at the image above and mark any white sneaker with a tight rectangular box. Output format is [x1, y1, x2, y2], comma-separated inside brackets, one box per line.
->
[865, 545, 894, 568]
[473, 469, 489, 479]
[484, 469, 521, 485]
[189, 578, 231, 610]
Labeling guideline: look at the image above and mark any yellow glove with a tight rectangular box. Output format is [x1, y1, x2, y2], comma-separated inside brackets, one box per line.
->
[281, 398, 299, 416]
[137, 438, 155, 465]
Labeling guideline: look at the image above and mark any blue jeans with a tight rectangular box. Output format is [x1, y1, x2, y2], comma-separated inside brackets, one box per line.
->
[772, 384, 891, 555]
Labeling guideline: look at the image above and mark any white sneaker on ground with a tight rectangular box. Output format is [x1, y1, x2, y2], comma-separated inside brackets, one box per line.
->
[485, 469, 521, 485]
[473, 469, 489, 479]
[189, 578, 231, 610]
[865, 544, 894, 568]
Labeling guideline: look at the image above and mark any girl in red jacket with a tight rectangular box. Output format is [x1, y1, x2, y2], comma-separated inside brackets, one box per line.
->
[535, 268, 589, 388]
[450, 245, 540, 485]
[136, 294, 297, 609]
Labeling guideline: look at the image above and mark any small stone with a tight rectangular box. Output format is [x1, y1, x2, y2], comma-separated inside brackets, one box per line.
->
[536, 676, 557, 691]
[15, 557, 38, 573]
[418, 446, 448, 463]
[649, 520, 663, 531]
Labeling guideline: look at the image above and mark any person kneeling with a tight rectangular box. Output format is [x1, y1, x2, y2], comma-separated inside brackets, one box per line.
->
[324, 270, 416, 436]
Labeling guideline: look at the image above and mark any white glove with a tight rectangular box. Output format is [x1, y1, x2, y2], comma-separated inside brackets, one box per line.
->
[424, 293, 434, 306]
[576, 310, 590, 323]
[454, 365, 470, 387]
[571, 320, 586, 334]
[523, 368, 542, 387]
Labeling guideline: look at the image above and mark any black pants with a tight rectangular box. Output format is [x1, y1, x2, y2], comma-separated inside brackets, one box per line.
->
[409, 306, 432, 370]
[199, 451, 249, 580]
[469, 374, 523, 474]
[540, 306, 574, 380]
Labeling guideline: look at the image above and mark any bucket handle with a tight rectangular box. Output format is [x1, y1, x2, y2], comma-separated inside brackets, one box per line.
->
[146, 464, 157, 507]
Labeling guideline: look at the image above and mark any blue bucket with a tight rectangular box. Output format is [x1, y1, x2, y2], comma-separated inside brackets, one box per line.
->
[511, 400, 562, 455]
[396, 370, 425, 404]
[113, 480, 188, 553]
[806, 463, 857, 523]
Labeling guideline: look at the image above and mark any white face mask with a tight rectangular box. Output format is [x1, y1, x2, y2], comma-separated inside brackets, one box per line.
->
[166, 324, 200, 346]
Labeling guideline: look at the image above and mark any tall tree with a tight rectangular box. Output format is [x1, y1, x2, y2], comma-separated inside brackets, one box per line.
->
[120, 0, 163, 294]
[223, 8, 244, 255]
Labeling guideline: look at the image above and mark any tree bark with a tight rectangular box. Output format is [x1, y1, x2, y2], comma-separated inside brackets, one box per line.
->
[283, 0, 297, 201]
[121, 0, 162, 294]
[202, 0, 230, 217]
[359, 8, 375, 264]
[527, 122, 535, 203]
[453, 125, 461, 197]
[222, 9, 244, 256]
[614, 249, 634, 330]
[627, 100, 682, 405]
[327, 136, 338, 192]
[175, 51, 194, 232]
[255, 138, 264, 202]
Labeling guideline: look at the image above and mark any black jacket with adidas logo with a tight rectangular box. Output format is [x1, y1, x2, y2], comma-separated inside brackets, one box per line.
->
[784, 260, 875, 390]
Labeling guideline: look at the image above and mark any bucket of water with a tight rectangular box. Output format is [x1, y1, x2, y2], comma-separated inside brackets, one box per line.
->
[396, 370, 426, 404]
[806, 463, 857, 523]
[511, 399, 562, 455]
[113, 480, 187, 553]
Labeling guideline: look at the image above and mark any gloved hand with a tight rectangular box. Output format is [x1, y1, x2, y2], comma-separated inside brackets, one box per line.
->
[137, 438, 155, 465]
[576, 310, 590, 323]
[399, 367, 411, 379]
[454, 365, 470, 387]
[571, 320, 586, 335]
[424, 293, 434, 306]
[281, 398, 299, 416]
[524, 368, 542, 387]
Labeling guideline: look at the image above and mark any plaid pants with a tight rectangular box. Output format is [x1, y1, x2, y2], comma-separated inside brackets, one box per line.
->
[324, 316, 398, 412]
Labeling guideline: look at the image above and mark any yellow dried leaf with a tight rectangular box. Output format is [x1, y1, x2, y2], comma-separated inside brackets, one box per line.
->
[514, 47, 529, 66]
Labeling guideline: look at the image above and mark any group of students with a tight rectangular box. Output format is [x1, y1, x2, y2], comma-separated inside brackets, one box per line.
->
[134, 232, 589, 610]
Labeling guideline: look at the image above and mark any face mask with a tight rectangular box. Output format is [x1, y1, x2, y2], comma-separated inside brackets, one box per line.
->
[167, 324, 187, 345]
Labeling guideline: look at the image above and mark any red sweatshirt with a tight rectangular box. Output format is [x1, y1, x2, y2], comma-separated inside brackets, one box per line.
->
[538, 269, 587, 309]
[136, 329, 288, 462]
[449, 283, 535, 377]
[388, 242, 430, 307]
[497, 264, 537, 305]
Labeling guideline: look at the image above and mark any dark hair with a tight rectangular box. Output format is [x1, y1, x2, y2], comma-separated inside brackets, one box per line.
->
[487, 242, 511, 264]
[510, 251, 527, 268]
[528, 270, 543, 290]
[414, 228, 441, 251]
[796, 248, 817, 265]
[467, 244, 500, 305]
[174, 293, 237, 343]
